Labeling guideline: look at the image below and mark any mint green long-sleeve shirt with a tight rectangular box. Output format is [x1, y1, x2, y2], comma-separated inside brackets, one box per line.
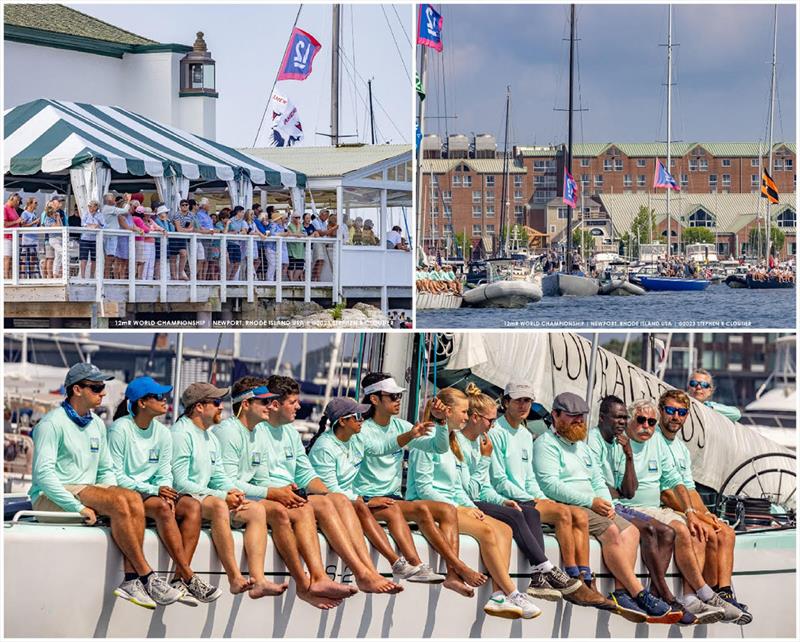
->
[586, 427, 624, 490]
[704, 400, 742, 423]
[352, 416, 449, 498]
[658, 428, 696, 490]
[455, 431, 507, 505]
[212, 417, 272, 499]
[487, 416, 545, 502]
[617, 435, 684, 508]
[30, 406, 117, 513]
[107, 415, 172, 496]
[258, 421, 319, 489]
[406, 445, 475, 508]
[307, 430, 362, 500]
[532, 429, 612, 508]
[170, 416, 235, 499]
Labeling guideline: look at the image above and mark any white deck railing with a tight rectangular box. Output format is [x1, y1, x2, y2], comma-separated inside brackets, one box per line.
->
[3, 228, 340, 304]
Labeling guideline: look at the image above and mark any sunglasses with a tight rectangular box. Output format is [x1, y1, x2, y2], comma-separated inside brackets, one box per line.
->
[141, 393, 167, 402]
[636, 416, 658, 427]
[689, 380, 712, 389]
[475, 412, 496, 424]
[663, 406, 688, 417]
[250, 398, 272, 406]
[341, 412, 364, 422]
[381, 393, 403, 402]
[78, 382, 106, 393]
[201, 398, 223, 407]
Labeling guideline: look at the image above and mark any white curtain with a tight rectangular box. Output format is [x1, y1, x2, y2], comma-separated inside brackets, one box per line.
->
[227, 175, 253, 209]
[69, 160, 111, 215]
[291, 187, 305, 215]
[154, 175, 190, 214]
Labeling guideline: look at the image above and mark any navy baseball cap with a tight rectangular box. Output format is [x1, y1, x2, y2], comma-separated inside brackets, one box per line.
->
[325, 397, 370, 424]
[126, 376, 172, 403]
[64, 363, 114, 388]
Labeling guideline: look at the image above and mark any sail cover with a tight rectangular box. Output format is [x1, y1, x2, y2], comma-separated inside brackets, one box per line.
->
[4, 99, 305, 188]
[445, 332, 794, 494]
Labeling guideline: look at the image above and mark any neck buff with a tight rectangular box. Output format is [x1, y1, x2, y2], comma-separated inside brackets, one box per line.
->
[61, 400, 93, 427]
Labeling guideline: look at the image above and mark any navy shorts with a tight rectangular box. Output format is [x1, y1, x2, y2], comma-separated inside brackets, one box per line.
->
[227, 243, 242, 263]
[362, 494, 404, 502]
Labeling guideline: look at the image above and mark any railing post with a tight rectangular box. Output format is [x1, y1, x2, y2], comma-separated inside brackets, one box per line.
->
[61, 227, 68, 286]
[160, 234, 168, 302]
[128, 233, 136, 303]
[95, 231, 104, 303]
[246, 236, 255, 303]
[220, 233, 227, 303]
[304, 239, 312, 302]
[11, 229, 19, 285]
[275, 237, 283, 303]
[333, 238, 341, 304]
[189, 234, 198, 303]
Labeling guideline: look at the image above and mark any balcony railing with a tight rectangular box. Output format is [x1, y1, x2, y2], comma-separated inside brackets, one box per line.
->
[3, 228, 340, 305]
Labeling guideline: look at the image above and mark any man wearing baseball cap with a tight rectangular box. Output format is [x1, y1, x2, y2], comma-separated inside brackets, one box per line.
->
[30, 363, 182, 609]
[533, 392, 674, 623]
[171, 382, 288, 599]
[259, 374, 401, 595]
[213, 376, 356, 610]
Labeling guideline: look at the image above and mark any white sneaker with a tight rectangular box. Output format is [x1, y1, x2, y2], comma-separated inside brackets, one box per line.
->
[143, 574, 182, 606]
[114, 578, 157, 610]
[509, 591, 542, 619]
[392, 556, 422, 580]
[185, 574, 223, 603]
[406, 563, 446, 584]
[169, 579, 200, 607]
[483, 593, 523, 619]
[681, 595, 725, 625]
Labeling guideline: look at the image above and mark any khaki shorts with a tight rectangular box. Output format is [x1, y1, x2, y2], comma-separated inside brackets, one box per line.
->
[632, 505, 687, 527]
[581, 507, 631, 537]
[32, 483, 112, 521]
[194, 493, 249, 527]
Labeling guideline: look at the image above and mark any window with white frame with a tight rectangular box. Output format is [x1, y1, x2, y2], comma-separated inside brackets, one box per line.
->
[432, 203, 439, 215]
[472, 205, 481, 218]
[544, 176, 557, 187]
[722, 174, 731, 186]
[777, 208, 796, 228]
[452, 175, 461, 186]
[486, 224, 496, 235]
[581, 174, 590, 186]
[444, 224, 453, 234]
[514, 189, 523, 200]
[514, 206, 524, 221]
[614, 159, 623, 171]
[580, 158, 590, 167]
[623, 174, 632, 187]
[463, 175, 472, 187]
[485, 175, 495, 187]
[595, 175, 604, 186]
[689, 159, 698, 171]
[534, 176, 545, 186]
[709, 174, 718, 187]
[699, 159, 708, 171]
[637, 174, 646, 187]
[774, 159, 784, 171]
[557, 207, 569, 219]
[688, 208, 714, 227]
[472, 224, 481, 236]
[751, 158, 759, 167]
[444, 205, 452, 218]
[637, 159, 647, 167]
[486, 203, 495, 216]
[681, 174, 689, 187]
[603, 159, 613, 171]
[751, 174, 759, 187]
[533, 160, 546, 171]
[514, 175, 523, 188]
[722, 159, 731, 167]
[785, 158, 793, 171]
[442, 190, 451, 202]
[472, 191, 481, 203]
[485, 190, 495, 201]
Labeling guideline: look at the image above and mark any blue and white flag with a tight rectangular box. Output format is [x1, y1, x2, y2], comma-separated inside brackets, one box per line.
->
[563, 169, 578, 207]
[653, 158, 680, 191]
[417, 4, 443, 51]
[269, 92, 304, 147]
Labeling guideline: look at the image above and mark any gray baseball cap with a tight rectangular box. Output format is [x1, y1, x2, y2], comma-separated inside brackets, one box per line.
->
[181, 382, 230, 408]
[552, 392, 590, 415]
[325, 397, 371, 424]
[504, 381, 536, 400]
[64, 363, 114, 388]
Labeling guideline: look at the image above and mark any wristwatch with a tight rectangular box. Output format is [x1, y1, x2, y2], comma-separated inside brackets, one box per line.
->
[685, 507, 697, 514]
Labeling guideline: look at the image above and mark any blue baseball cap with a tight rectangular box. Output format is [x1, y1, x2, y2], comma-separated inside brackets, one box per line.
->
[126, 376, 173, 403]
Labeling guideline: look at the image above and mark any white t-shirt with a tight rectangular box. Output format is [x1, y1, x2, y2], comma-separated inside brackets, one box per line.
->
[100, 204, 127, 230]
[386, 230, 402, 247]
[312, 217, 328, 233]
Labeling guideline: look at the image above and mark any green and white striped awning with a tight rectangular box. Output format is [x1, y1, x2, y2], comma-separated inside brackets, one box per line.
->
[3, 99, 305, 188]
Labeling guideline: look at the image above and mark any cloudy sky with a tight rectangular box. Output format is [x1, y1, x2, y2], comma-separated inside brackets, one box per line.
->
[422, 3, 796, 146]
[76, 3, 413, 148]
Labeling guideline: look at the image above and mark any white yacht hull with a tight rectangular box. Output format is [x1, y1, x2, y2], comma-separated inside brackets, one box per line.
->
[463, 281, 542, 308]
[4, 521, 794, 637]
[542, 273, 600, 297]
[415, 292, 463, 310]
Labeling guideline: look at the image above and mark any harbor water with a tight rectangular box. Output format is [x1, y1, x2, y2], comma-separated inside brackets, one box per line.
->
[417, 285, 796, 329]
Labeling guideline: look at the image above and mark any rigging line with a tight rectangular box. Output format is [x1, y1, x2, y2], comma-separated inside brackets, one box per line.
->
[381, 4, 412, 84]
[349, 5, 359, 140]
[390, 4, 412, 47]
[355, 333, 365, 398]
[338, 48, 406, 140]
[345, 335, 358, 397]
[252, 4, 304, 147]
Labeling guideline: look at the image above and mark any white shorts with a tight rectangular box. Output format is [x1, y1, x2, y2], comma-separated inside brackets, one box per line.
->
[195, 238, 206, 261]
[3, 238, 12, 257]
[633, 505, 687, 527]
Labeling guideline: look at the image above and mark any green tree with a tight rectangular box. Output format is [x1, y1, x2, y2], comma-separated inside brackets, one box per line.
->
[602, 339, 642, 366]
[571, 229, 597, 253]
[453, 231, 469, 259]
[682, 227, 716, 245]
[748, 226, 786, 258]
[629, 206, 657, 257]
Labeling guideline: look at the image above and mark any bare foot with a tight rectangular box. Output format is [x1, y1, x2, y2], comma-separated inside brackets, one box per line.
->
[297, 591, 343, 610]
[456, 565, 487, 588]
[356, 574, 404, 594]
[443, 576, 474, 598]
[248, 579, 289, 599]
[229, 576, 255, 595]
[308, 577, 358, 600]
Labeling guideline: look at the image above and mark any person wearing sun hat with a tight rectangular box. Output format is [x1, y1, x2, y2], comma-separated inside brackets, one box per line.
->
[29, 363, 183, 610]
[106, 376, 222, 606]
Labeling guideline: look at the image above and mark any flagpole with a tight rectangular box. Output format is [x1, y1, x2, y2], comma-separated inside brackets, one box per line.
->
[765, 4, 777, 263]
[330, 4, 341, 147]
[665, 5, 672, 260]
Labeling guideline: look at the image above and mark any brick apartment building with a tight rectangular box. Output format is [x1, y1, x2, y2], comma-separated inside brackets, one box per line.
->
[419, 135, 796, 258]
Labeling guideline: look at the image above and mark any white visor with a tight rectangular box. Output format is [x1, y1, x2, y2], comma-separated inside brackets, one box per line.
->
[363, 377, 407, 396]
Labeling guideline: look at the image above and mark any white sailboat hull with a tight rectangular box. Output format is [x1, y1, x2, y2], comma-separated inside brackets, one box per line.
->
[542, 273, 600, 297]
[415, 292, 463, 310]
[4, 521, 794, 637]
[463, 281, 542, 308]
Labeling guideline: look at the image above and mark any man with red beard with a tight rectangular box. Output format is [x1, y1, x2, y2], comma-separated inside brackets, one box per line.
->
[657, 390, 752, 624]
[533, 392, 673, 624]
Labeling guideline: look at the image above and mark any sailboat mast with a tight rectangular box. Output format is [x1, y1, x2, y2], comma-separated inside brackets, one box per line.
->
[368, 79, 376, 145]
[565, 4, 575, 273]
[416, 39, 429, 255]
[665, 6, 673, 260]
[765, 4, 777, 262]
[330, 4, 341, 147]
[498, 86, 511, 257]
